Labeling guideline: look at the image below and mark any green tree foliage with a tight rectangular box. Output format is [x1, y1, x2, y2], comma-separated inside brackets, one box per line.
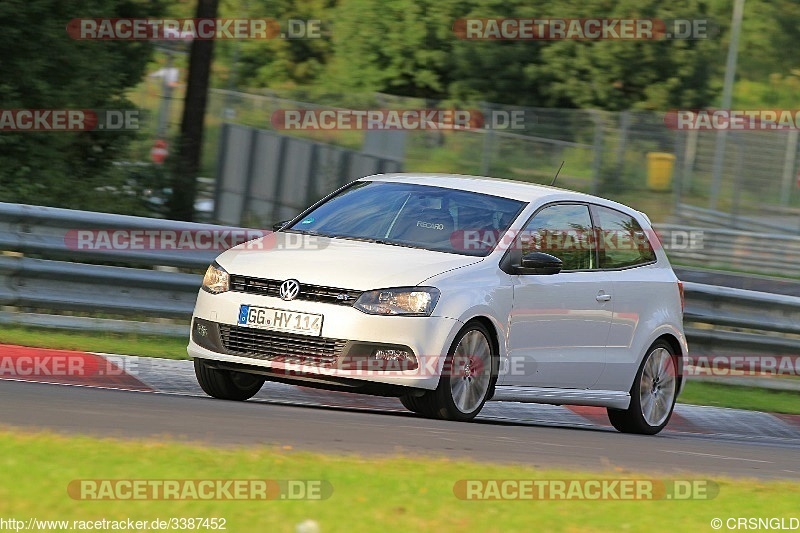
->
[324, 0, 470, 99]
[220, 0, 336, 89]
[533, 0, 722, 110]
[734, 0, 800, 82]
[0, 0, 162, 209]
[325, 0, 723, 110]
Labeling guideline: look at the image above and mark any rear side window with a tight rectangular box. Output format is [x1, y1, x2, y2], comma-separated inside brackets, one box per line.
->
[593, 206, 656, 269]
[520, 204, 596, 270]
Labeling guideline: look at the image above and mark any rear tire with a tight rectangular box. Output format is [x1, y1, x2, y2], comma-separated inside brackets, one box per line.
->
[194, 358, 265, 401]
[607, 340, 678, 435]
[408, 321, 495, 422]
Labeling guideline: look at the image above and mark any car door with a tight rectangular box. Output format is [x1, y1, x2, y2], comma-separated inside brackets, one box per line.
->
[588, 204, 663, 392]
[505, 203, 613, 389]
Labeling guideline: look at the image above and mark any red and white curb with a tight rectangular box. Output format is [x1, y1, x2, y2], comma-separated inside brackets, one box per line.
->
[1, 344, 799, 441]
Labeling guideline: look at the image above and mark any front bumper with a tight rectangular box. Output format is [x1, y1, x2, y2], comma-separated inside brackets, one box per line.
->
[188, 289, 463, 390]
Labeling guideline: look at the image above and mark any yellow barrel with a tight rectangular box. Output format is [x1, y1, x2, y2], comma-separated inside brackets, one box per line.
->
[646, 152, 675, 191]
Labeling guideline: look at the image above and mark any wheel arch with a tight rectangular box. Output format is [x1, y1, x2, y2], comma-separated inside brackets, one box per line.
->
[460, 315, 502, 400]
[653, 332, 686, 393]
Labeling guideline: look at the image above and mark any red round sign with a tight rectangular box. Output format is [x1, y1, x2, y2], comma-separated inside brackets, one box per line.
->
[151, 139, 168, 164]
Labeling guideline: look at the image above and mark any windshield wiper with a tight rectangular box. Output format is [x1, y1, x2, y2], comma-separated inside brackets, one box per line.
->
[283, 229, 332, 238]
[284, 230, 427, 250]
[334, 235, 393, 245]
[326, 234, 426, 249]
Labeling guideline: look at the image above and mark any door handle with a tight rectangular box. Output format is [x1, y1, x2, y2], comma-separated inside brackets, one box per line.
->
[596, 293, 612, 302]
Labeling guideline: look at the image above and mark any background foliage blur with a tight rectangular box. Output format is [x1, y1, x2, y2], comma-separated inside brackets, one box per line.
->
[1, 0, 799, 218]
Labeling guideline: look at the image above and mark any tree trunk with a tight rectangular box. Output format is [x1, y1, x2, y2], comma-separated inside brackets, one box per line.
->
[167, 0, 219, 221]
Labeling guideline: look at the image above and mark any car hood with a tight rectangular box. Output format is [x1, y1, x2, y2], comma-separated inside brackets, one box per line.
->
[216, 234, 483, 290]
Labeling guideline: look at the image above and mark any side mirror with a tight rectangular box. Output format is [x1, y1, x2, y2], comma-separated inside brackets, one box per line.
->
[516, 252, 563, 275]
[272, 220, 291, 231]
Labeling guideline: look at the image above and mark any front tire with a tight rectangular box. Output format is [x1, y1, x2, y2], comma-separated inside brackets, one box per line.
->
[607, 340, 678, 435]
[398, 393, 427, 414]
[194, 359, 265, 401]
[406, 322, 495, 422]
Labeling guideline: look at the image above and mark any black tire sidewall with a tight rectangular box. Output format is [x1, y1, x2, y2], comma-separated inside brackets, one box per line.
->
[431, 321, 495, 421]
[194, 359, 265, 401]
[626, 340, 679, 435]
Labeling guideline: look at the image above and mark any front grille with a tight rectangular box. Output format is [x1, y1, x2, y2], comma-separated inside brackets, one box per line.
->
[229, 275, 362, 306]
[218, 324, 347, 366]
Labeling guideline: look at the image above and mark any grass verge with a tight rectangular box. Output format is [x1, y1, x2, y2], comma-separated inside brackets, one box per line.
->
[0, 429, 796, 533]
[679, 380, 800, 415]
[0, 325, 189, 360]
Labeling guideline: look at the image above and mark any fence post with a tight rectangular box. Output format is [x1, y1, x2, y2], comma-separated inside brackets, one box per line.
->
[480, 103, 495, 176]
[590, 110, 604, 195]
[709, 130, 728, 210]
[673, 130, 686, 212]
[240, 127, 260, 225]
[612, 110, 630, 190]
[730, 134, 745, 227]
[305, 143, 319, 208]
[269, 135, 289, 224]
[780, 129, 799, 207]
[682, 128, 698, 196]
[212, 122, 229, 223]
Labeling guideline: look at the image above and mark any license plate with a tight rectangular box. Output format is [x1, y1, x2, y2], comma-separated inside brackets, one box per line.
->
[237, 305, 323, 336]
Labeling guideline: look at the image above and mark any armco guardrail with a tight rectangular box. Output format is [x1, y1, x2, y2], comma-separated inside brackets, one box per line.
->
[0, 202, 222, 269]
[0, 255, 199, 317]
[674, 204, 800, 236]
[1, 202, 799, 390]
[683, 282, 800, 353]
[658, 223, 800, 278]
[0, 202, 238, 332]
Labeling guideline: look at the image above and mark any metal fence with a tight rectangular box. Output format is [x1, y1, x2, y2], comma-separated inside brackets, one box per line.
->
[674, 127, 800, 229]
[132, 87, 800, 285]
[205, 91, 640, 199]
[129, 86, 800, 235]
[202, 92, 690, 231]
[213, 124, 402, 226]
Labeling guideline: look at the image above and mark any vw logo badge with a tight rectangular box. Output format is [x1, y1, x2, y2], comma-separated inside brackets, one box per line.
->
[279, 279, 301, 301]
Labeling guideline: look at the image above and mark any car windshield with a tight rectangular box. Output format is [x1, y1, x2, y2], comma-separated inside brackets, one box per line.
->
[285, 181, 526, 256]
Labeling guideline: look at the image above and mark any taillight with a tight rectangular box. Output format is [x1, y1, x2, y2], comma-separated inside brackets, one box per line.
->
[677, 280, 685, 313]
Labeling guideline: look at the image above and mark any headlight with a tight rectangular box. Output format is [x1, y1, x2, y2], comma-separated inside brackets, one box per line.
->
[354, 287, 440, 316]
[202, 263, 229, 294]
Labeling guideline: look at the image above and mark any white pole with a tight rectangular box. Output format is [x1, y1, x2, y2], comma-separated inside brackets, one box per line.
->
[708, 0, 745, 210]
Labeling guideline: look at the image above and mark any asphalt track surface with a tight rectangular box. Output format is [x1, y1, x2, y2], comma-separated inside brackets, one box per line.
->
[1, 378, 799, 480]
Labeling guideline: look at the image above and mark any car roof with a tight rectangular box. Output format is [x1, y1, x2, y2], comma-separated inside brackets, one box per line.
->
[360, 173, 642, 216]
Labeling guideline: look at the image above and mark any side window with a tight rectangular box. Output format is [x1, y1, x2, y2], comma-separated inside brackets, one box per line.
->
[520, 204, 595, 271]
[593, 206, 656, 269]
